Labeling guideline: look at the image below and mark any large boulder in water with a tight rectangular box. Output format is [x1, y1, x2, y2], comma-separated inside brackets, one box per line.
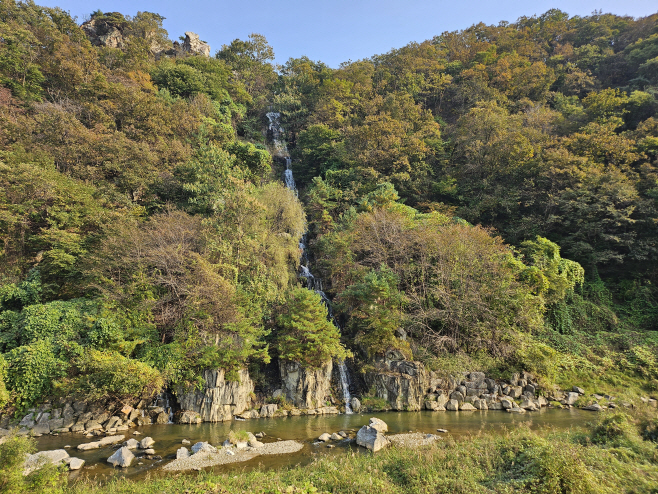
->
[367, 417, 388, 433]
[107, 447, 134, 468]
[356, 425, 390, 452]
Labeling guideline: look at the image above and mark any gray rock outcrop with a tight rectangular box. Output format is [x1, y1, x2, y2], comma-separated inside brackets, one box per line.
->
[177, 369, 254, 422]
[183, 32, 210, 57]
[280, 360, 333, 409]
[363, 357, 427, 411]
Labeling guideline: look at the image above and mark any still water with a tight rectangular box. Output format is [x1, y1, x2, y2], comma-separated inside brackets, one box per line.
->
[35, 409, 593, 481]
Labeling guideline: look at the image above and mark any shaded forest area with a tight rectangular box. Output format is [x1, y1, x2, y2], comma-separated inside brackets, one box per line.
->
[0, 1, 657, 411]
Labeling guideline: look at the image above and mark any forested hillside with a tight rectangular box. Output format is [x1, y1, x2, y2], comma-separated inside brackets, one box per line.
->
[0, 0, 657, 413]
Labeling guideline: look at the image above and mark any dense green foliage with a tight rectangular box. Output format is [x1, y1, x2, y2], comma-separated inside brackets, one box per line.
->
[0, 0, 657, 410]
[275, 287, 350, 368]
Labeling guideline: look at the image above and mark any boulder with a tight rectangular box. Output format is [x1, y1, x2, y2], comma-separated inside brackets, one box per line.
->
[104, 416, 122, 429]
[474, 399, 488, 410]
[583, 403, 603, 411]
[143, 449, 155, 455]
[177, 368, 254, 422]
[280, 360, 333, 409]
[368, 417, 388, 433]
[24, 449, 69, 475]
[84, 421, 102, 431]
[330, 433, 342, 441]
[573, 386, 585, 395]
[32, 423, 50, 435]
[507, 407, 526, 414]
[191, 441, 217, 454]
[123, 438, 140, 449]
[176, 447, 190, 459]
[488, 402, 504, 410]
[107, 447, 134, 468]
[520, 399, 538, 411]
[67, 457, 85, 470]
[450, 391, 465, 402]
[176, 410, 203, 424]
[509, 386, 523, 399]
[77, 435, 125, 451]
[446, 399, 459, 411]
[356, 425, 390, 452]
[460, 403, 477, 411]
[563, 392, 580, 405]
[140, 436, 155, 449]
[154, 412, 169, 424]
[351, 397, 361, 412]
[501, 399, 514, 410]
[318, 433, 331, 442]
[260, 404, 278, 418]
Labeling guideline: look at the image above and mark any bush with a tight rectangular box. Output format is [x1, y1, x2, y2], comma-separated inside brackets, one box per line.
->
[0, 354, 8, 408]
[64, 350, 164, 402]
[590, 412, 637, 445]
[0, 434, 66, 493]
[4, 340, 63, 408]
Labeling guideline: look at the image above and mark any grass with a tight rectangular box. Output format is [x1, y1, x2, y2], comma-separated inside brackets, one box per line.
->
[58, 408, 658, 494]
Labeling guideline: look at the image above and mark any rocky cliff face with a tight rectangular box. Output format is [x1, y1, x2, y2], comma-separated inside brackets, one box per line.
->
[364, 354, 428, 411]
[183, 32, 210, 57]
[81, 17, 125, 49]
[279, 360, 333, 409]
[177, 369, 253, 422]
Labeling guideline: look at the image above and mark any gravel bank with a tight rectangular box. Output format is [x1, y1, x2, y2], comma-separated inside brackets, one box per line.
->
[388, 433, 441, 448]
[162, 440, 303, 472]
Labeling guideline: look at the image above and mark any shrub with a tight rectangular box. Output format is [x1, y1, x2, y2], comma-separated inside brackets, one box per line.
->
[64, 350, 164, 402]
[0, 434, 66, 493]
[0, 354, 8, 408]
[590, 412, 637, 445]
[4, 340, 63, 408]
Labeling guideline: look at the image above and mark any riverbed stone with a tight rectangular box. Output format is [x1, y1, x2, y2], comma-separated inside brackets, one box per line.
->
[330, 433, 342, 440]
[356, 425, 390, 452]
[140, 436, 155, 449]
[460, 402, 477, 411]
[107, 447, 134, 468]
[67, 457, 85, 470]
[176, 447, 190, 459]
[24, 449, 69, 475]
[318, 433, 331, 442]
[501, 399, 514, 410]
[507, 407, 526, 414]
[77, 434, 125, 451]
[368, 417, 388, 433]
[446, 399, 459, 411]
[563, 392, 580, 405]
[123, 438, 140, 449]
[191, 441, 217, 454]
[509, 386, 523, 399]
[474, 399, 488, 410]
[351, 397, 361, 412]
[583, 403, 603, 411]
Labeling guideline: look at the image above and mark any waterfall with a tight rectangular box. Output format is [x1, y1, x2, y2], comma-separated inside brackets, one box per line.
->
[268, 111, 353, 414]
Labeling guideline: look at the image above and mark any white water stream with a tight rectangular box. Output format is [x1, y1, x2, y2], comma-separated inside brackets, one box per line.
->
[267, 112, 353, 414]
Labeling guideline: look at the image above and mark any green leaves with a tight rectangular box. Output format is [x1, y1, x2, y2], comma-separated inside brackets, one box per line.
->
[276, 287, 350, 369]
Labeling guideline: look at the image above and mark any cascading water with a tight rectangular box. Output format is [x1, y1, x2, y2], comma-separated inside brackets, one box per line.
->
[267, 111, 353, 414]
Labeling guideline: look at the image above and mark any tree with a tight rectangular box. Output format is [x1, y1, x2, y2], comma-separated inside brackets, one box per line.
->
[276, 287, 350, 368]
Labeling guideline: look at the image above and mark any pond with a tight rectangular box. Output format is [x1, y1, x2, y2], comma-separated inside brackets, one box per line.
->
[35, 408, 594, 481]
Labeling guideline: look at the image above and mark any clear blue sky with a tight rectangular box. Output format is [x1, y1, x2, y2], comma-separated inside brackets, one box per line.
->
[37, 0, 658, 68]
